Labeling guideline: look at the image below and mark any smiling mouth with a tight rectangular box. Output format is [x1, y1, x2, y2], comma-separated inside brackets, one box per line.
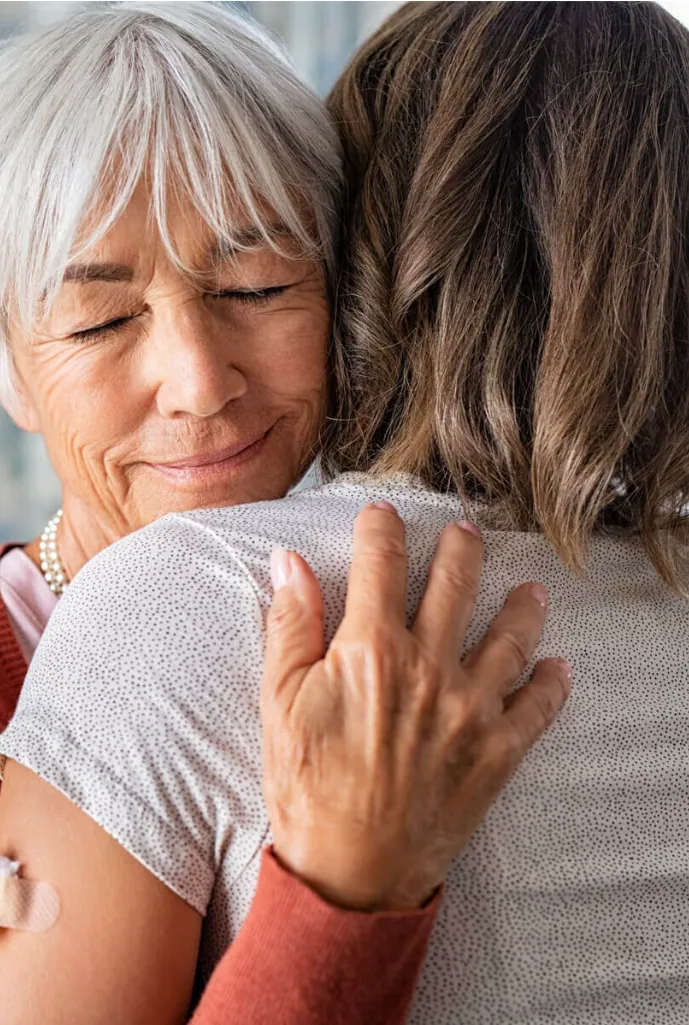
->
[145, 428, 272, 485]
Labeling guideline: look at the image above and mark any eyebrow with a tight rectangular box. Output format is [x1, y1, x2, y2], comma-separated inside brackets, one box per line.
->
[62, 262, 134, 284]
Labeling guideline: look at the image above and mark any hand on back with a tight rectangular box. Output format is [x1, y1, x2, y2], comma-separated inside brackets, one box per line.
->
[261, 503, 572, 912]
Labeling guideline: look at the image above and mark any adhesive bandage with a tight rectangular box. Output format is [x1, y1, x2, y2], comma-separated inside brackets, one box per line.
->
[0, 856, 60, 932]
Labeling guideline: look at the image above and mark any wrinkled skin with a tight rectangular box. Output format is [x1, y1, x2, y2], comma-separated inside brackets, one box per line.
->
[262, 504, 572, 912]
[6, 183, 329, 578]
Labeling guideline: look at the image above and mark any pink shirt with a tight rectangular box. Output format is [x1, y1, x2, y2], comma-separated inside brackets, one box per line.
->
[0, 547, 57, 663]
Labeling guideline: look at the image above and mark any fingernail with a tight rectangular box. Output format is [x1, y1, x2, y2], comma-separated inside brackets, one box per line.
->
[557, 658, 573, 683]
[372, 500, 397, 513]
[270, 548, 294, 591]
[457, 520, 481, 539]
[528, 583, 549, 608]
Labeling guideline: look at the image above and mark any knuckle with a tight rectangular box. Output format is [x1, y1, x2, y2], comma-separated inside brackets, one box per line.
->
[363, 621, 399, 657]
[493, 627, 532, 676]
[485, 729, 522, 774]
[431, 559, 479, 603]
[268, 600, 301, 633]
[336, 627, 397, 676]
[443, 687, 472, 728]
[409, 657, 443, 711]
[442, 688, 489, 743]
[363, 530, 407, 563]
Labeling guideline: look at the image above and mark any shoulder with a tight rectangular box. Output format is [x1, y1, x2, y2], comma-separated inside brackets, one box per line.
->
[51, 511, 268, 632]
[27, 512, 272, 713]
[0, 515, 274, 912]
[8, 510, 275, 795]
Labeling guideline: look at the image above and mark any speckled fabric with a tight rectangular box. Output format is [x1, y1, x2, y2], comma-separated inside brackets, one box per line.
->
[2, 471, 689, 1023]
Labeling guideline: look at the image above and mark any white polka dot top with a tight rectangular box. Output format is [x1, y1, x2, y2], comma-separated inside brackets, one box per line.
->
[2, 472, 689, 1024]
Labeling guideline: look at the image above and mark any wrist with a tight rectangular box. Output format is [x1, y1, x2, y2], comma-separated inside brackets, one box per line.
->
[271, 844, 431, 913]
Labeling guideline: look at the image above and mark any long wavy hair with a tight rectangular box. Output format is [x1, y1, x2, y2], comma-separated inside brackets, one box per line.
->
[324, 1, 689, 591]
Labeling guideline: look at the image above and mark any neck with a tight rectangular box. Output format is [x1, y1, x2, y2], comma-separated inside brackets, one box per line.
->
[25, 493, 126, 582]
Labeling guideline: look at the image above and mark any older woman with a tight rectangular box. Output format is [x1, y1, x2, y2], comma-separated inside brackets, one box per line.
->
[0, 0, 337, 701]
[8, 0, 689, 1020]
[0, 0, 338, 671]
[0, 3, 564, 1023]
[4, 0, 689, 1020]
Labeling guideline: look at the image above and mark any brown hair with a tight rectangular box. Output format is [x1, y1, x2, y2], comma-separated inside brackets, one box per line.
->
[324, 1, 689, 590]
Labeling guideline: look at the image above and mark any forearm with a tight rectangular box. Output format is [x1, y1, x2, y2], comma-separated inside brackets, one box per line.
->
[190, 847, 439, 1025]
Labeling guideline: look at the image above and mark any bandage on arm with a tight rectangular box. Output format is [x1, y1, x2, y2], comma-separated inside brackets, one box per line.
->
[0, 856, 60, 931]
[0, 759, 202, 1025]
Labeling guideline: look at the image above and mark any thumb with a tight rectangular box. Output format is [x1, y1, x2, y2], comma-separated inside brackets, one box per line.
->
[262, 548, 326, 708]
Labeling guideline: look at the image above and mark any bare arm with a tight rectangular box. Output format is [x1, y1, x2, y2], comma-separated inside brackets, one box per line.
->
[0, 759, 202, 1025]
[0, 759, 436, 1025]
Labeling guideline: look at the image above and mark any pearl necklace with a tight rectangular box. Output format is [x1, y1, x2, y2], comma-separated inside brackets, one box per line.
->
[39, 509, 68, 596]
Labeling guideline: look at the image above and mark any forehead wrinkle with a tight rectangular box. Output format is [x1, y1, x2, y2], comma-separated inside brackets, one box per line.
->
[206, 223, 294, 266]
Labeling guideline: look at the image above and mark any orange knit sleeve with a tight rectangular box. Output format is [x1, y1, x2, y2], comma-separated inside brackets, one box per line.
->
[190, 846, 440, 1025]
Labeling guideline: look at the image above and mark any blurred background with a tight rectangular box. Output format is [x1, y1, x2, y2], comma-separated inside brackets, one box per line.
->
[0, 0, 688, 542]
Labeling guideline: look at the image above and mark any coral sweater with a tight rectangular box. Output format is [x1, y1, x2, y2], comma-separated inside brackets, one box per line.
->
[0, 543, 438, 1024]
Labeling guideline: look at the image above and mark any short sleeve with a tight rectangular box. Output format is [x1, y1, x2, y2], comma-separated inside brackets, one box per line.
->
[0, 514, 268, 915]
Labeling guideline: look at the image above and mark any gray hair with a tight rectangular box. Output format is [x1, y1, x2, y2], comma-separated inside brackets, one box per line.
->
[0, 1, 342, 406]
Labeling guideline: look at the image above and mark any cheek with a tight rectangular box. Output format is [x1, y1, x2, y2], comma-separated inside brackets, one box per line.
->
[14, 343, 144, 475]
[256, 313, 329, 408]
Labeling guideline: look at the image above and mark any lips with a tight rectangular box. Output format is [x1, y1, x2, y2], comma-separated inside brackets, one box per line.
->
[144, 427, 272, 485]
[153, 434, 267, 470]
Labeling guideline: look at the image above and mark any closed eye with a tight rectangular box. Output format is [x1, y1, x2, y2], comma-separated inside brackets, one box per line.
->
[71, 316, 133, 343]
[209, 285, 291, 306]
[70, 284, 293, 342]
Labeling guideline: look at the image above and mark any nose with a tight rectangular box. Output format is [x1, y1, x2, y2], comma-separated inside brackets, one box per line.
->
[147, 304, 248, 419]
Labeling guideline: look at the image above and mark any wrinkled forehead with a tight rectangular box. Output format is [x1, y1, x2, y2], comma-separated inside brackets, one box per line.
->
[69, 196, 302, 281]
[74, 171, 304, 258]
[24, 182, 315, 325]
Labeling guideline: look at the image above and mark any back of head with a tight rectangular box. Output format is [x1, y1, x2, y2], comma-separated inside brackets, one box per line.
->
[326, 1, 689, 590]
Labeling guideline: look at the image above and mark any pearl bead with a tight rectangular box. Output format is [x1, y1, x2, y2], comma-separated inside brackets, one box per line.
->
[39, 508, 68, 598]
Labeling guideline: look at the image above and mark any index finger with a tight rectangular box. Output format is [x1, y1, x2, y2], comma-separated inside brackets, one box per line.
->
[343, 502, 408, 626]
